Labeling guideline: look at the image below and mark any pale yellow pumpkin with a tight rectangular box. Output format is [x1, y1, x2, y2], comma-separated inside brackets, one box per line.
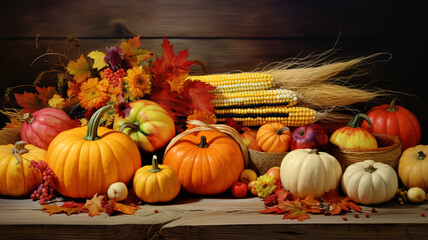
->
[280, 149, 342, 198]
[398, 145, 428, 191]
[341, 160, 398, 205]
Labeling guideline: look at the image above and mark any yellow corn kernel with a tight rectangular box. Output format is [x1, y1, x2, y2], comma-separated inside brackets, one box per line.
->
[188, 73, 274, 94]
[213, 89, 298, 108]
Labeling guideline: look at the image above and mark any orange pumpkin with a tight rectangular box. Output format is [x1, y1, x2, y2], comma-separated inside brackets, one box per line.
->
[256, 122, 291, 152]
[163, 130, 244, 195]
[398, 145, 428, 191]
[0, 141, 45, 197]
[46, 105, 141, 199]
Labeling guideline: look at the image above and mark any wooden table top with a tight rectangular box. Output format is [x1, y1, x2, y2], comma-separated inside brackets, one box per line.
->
[0, 193, 427, 240]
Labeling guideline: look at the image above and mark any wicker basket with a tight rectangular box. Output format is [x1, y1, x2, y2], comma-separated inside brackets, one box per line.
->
[248, 147, 287, 175]
[328, 133, 401, 171]
[0, 128, 21, 145]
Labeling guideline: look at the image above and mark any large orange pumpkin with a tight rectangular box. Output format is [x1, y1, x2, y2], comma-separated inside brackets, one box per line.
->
[362, 99, 421, 151]
[0, 141, 45, 197]
[46, 105, 141, 199]
[163, 130, 244, 195]
[256, 122, 291, 152]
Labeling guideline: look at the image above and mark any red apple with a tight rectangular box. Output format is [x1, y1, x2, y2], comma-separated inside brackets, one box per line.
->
[265, 166, 281, 185]
[290, 123, 328, 151]
[231, 182, 248, 198]
[247, 180, 258, 196]
[240, 127, 257, 148]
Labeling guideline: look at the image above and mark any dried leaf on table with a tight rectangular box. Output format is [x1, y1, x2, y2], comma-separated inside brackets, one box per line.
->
[42, 201, 85, 216]
[322, 190, 362, 215]
[113, 201, 141, 215]
[84, 193, 105, 217]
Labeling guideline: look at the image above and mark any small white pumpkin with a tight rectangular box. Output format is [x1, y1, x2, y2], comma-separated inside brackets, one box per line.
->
[280, 149, 342, 198]
[107, 182, 128, 201]
[341, 160, 398, 205]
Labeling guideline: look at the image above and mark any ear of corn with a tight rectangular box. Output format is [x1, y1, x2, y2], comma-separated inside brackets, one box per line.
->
[215, 106, 318, 127]
[188, 72, 274, 94]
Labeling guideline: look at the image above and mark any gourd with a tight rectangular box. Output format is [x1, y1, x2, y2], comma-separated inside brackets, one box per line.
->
[113, 100, 176, 153]
[398, 145, 428, 191]
[280, 149, 342, 198]
[0, 141, 45, 196]
[341, 160, 398, 205]
[133, 155, 181, 203]
[362, 99, 421, 151]
[256, 122, 291, 152]
[21, 108, 77, 150]
[330, 113, 378, 149]
[46, 105, 141, 199]
[163, 129, 245, 195]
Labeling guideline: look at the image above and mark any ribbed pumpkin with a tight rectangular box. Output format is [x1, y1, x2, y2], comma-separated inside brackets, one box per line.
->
[362, 99, 421, 151]
[113, 100, 176, 153]
[46, 105, 141, 199]
[341, 160, 398, 205]
[330, 113, 377, 149]
[0, 141, 45, 197]
[133, 155, 181, 203]
[256, 122, 291, 152]
[280, 149, 342, 198]
[21, 108, 77, 150]
[163, 130, 244, 195]
[398, 145, 428, 191]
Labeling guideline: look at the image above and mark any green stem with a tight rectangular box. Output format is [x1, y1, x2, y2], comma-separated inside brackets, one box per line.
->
[149, 155, 162, 173]
[364, 164, 377, 173]
[119, 122, 139, 133]
[198, 136, 209, 148]
[276, 126, 290, 135]
[309, 149, 319, 155]
[417, 151, 427, 160]
[347, 113, 372, 128]
[83, 105, 112, 141]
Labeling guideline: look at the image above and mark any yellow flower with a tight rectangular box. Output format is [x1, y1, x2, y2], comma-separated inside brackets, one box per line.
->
[48, 94, 66, 109]
[255, 174, 277, 198]
[186, 110, 216, 130]
[124, 66, 151, 98]
[78, 78, 110, 110]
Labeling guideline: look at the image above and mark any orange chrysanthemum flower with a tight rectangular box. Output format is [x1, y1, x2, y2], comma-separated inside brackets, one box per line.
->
[186, 110, 217, 130]
[125, 66, 151, 98]
[78, 78, 110, 110]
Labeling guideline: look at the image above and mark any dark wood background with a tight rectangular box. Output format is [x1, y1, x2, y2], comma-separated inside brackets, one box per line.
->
[1, 0, 427, 143]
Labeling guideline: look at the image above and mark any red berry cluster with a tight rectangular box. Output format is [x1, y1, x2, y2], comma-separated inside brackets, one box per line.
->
[104, 68, 126, 87]
[101, 200, 116, 216]
[29, 160, 57, 205]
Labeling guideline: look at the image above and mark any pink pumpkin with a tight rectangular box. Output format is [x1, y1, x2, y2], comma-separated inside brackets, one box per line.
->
[21, 108, 77, 149]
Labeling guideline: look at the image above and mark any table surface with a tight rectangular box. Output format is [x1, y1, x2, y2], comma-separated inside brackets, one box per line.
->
[0, 193, 427, 240]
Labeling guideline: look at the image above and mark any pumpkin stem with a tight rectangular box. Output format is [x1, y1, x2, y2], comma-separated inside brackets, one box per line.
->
[309, 149, 319, 155]
[386, 99, 398, 112]
[417, 151, 427, 160]
[119, 122, 139, 133]
[198, 135, 209, 148]
[149, 155, 162, 173]
[364, 164, 377, 173]
[347, 113, 372, 128]
[276, 126, 290, 135]
[83, 105, 112, 141]
[23, 113, 35, 124]
[12, 141, 29, 165]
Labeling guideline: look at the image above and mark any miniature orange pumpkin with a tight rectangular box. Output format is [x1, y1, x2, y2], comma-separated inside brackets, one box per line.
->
[256, 122, 291, 152]
[46, 105, 141, 199]
[0, 141, 45, 197]
[163, 130, 244, 195]
[133, 155, 181, 203]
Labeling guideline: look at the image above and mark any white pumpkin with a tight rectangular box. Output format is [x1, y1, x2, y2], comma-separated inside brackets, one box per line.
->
[280, 149, 342, 198]
[341, 160, 398, 205]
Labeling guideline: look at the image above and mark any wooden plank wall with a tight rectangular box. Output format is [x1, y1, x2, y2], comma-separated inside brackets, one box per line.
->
[1, 0, 427, 142]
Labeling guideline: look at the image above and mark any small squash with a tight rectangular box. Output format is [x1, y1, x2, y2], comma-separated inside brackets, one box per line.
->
[280, 149, 342, 198]
[46, 105, 141, 199]
[398, 145, 428, 191]
[21, 108, 77, 150]
[0, 141, 45, 197]
[256, 122, 291, 153]
[341, 160, 398, 205]
[163, 130, 245, 195]
[133, 155, 181, 203]
[330, 113, 378, 149]
[362, 99, 421, 151]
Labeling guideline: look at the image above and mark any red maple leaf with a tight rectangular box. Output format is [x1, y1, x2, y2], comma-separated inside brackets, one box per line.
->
[14, 86, 58, 113]
[149, 82, 187, 121]
[35, 86, 57, 102]
[180, 80, 215, 113]
[322, 190, 362, 215]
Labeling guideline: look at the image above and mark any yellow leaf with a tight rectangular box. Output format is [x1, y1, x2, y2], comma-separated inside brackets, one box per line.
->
[88, 51, 109, 70]
[66, 54, 91, 83]
[48, 94, 66, 109]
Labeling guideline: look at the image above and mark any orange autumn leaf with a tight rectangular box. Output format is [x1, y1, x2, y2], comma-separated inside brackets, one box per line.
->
[42, 202, 84, 216]
[113, 201, 141, 215]
[120, 35, 153, 65]
[260, 194, 320, 222]
[84, 193, 105, 217]
[322, 190, 362, 215]
[186, 109, 216, 130]
[180, 80, 216, 113]
[67, 54, 91, 83]
[4, 118, 23, 128]
[280, 200, 312, 222]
